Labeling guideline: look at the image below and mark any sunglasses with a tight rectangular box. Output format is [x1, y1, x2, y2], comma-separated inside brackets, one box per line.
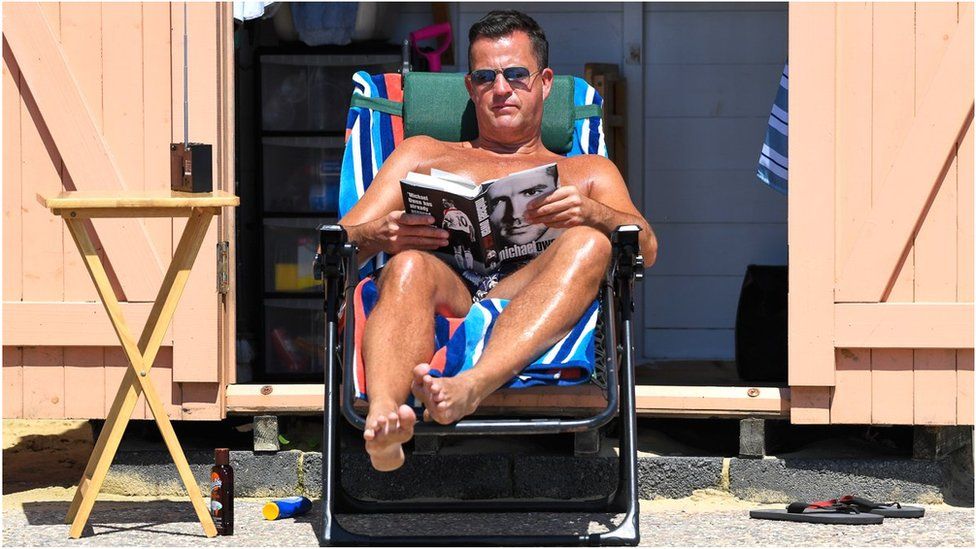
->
[468, 66, 543, 87]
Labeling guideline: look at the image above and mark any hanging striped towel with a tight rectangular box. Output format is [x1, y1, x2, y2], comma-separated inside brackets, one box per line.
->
[349, 278, 597, 401]
[757, 64, 788, 194]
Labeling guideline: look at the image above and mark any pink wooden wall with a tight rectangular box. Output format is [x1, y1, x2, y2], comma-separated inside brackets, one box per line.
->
[790, 2, 974, 425]
[2, 2, 235, 420]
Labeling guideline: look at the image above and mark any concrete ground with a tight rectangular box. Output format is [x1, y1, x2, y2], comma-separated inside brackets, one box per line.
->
[3, 419, 973, 546]
[2, 488, 973, 547]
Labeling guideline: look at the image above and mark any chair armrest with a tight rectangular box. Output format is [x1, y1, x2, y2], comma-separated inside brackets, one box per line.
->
[610, 224, 644, 282]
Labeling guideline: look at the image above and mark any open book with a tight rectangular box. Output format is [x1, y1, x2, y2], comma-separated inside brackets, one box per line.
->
[400, 163, 562, 274]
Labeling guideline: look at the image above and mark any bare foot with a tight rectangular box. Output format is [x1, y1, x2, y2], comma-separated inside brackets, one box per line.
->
[411, 363, 483, 424]
[362, 403, 416, 471]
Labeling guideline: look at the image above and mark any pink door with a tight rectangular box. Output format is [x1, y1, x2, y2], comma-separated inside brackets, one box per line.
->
[3, 2, 236, 420]
[789, 2, 973, 425]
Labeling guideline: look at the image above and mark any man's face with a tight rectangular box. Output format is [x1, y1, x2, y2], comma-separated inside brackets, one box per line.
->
[487, 175, 557, 245]
[465, 31, 553, 145]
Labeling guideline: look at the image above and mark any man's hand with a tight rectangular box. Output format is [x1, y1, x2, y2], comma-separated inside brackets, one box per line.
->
[370, 211, 450, 254]
[523, 185, 597, 229]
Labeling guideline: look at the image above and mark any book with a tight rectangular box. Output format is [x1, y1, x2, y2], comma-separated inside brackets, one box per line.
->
[400, 163, 562, 274]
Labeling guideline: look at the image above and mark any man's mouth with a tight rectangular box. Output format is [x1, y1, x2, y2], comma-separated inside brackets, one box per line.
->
[492, 104, 518, 111]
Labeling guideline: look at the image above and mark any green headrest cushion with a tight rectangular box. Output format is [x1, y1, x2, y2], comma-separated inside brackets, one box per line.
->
[402, 72, 578, 154]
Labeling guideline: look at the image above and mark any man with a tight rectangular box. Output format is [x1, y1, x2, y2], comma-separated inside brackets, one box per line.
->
[338, 10, 658, 472]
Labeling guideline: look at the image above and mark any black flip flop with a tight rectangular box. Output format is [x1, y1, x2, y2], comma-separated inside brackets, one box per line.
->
[750, 500, 884, 524]
[838, 495, 925, 518]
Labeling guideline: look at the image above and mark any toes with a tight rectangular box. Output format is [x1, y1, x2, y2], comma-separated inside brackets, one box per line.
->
[397, 404, 416, 429]
[413, 363, 431, 380]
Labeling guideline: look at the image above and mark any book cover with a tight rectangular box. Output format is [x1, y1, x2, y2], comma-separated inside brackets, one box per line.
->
[400, 163, 561, 274]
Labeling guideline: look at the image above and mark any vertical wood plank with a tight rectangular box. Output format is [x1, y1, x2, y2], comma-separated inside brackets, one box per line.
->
[2, 40, 23, 303]
[143, 2, 174, 275]
[60, 2, 102, 302]
[64, 347, 105, 419]
[22, 346, 64, 418]
[3, 346, 24, 418]
[790, 386, 832, 424]
[832, 3, 874, 424]
[100, 2, 147, 304]
[871, 3, 915, 423]
[956, 4, 974, 426]
[105, 346, 146, 420]
[150, 347, 182, 420]
[958, 350, 974, 425]
[831, 349, 873, 423]
[873, 3, 917, 303]
[172, 2, 220, 384]
[19, 3, 64, 419]
[959, 108, 974, 303]
[913, 2, 959, 425]
[217, 1, 237, 398]
[20, 8, 65, 303]
[788, 3, 836, 395]
[180, 382, 221, 420]
[871, 349, 915, 424]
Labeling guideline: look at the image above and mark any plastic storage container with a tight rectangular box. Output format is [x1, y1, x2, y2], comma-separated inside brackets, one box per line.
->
[264, 299, 324, 375]
[264, 218, 331, 293]
[260, 54, 400, 133]
[262, 136, 343, 214]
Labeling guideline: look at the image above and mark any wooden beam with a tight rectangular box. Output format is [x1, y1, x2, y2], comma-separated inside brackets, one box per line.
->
[3, 302, 174, 346]
[836, 14, 974, 302]
[225, 383, 791, 418]
[835, 303, 974, 348]
[2, 3, 164, 300]
[788, 3, 836, 387]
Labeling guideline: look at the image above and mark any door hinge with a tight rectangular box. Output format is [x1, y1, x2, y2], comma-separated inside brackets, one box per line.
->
[217, 241, 230, 295]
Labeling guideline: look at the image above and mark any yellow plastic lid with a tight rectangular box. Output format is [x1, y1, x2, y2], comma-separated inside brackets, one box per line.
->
[262, 502, 280, 521]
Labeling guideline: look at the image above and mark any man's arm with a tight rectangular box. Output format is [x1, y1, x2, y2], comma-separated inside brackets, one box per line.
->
[525, 155, 658, 266]
[338, 136, 449, 259]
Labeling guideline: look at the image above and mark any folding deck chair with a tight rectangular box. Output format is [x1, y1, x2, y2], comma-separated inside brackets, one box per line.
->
[315, 70, 644, 546]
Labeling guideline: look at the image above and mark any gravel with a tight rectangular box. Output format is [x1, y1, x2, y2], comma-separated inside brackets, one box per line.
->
[4, 499, 973, 547]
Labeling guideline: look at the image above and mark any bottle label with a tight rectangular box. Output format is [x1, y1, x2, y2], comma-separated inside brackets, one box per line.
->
[210, 472, 223, 518]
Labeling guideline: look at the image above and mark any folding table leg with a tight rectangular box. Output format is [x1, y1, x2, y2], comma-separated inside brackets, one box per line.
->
[62, 210, 218, 538]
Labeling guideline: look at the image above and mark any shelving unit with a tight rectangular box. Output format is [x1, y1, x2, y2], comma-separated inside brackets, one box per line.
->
[255, 48, 399, 382]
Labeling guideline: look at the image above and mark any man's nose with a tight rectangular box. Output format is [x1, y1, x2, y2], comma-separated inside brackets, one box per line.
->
[492, 73, 513, 94]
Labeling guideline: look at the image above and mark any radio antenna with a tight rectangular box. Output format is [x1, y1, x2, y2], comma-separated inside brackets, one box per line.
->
[183, 3, 189, 150]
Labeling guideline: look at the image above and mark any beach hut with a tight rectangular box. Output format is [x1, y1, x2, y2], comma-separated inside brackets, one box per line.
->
[2, 2, 972, 427]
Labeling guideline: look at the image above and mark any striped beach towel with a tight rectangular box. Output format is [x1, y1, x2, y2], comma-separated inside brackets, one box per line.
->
[350, 278, 598, 401]
[757, 64, 788, 194]
[338, 71, 608, 400]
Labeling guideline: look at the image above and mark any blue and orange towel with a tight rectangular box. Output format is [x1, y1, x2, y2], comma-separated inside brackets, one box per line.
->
[348, 278, 598, 402]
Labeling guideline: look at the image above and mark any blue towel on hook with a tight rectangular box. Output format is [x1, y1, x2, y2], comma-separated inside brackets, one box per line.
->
[757, 64, 788, 195]
[290, 2, 359, 46]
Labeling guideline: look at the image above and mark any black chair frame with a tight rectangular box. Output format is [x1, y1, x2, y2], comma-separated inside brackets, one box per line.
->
[316, 223, 644, 546]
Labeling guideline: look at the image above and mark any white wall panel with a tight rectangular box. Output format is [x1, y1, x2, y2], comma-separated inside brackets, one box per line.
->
[644, 275, 743, 328]
[643, 329, 734, 361]
[645, 170, 787, 224]
[641, 4, 788, 361]
[645, 10, 788, 64]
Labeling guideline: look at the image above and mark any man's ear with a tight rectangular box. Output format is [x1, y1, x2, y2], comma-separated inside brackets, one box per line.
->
[540, 68, 554, 101]
[464, 74, 475, 99]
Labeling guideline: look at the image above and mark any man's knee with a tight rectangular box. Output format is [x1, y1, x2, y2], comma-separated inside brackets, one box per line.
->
[560, 226, 612, 268]
[377, 251, 439, 296]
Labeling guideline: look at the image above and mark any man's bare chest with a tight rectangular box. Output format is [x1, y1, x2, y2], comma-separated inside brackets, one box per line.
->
[418, 149, 589, 189]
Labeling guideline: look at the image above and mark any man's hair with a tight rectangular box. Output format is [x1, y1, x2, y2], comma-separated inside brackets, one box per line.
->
[468, 10, 549, 71]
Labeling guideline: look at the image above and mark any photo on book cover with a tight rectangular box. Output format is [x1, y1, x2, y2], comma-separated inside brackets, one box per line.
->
[400, 163, 562, 274]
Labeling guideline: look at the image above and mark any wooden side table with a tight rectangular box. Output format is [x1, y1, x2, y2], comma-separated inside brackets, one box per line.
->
[39, 190, 240, 538]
